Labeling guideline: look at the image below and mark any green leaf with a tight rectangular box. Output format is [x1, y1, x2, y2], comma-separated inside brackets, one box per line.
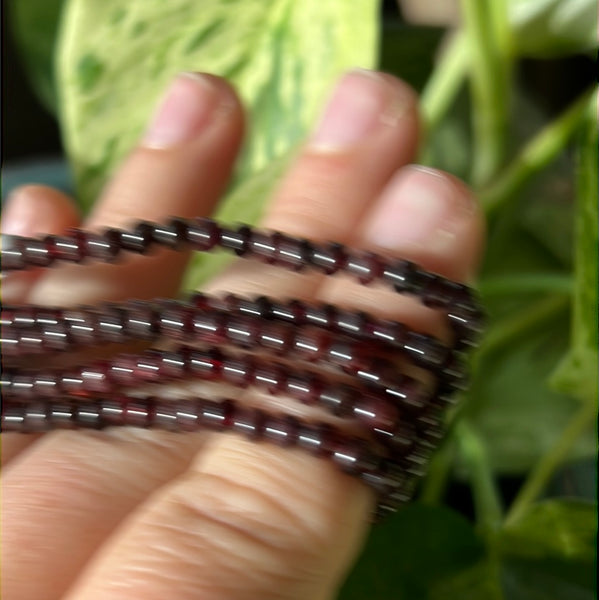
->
[429, 560, 504, 600]
[500, 499, 597, 561]
[465, 316, 596, 474]
[498, 500, 597, 599]
[9, 0, 65, 111]
[339, 504, 485, 599]
[551, 108, 599, 405]
[56, 0, 378, 217]
[510, 0, 597, 57]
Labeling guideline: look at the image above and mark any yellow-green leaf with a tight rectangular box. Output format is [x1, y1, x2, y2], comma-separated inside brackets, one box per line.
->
[57, 0, 378, 214]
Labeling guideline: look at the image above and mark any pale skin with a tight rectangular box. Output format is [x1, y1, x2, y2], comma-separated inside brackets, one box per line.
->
[1, 70, 484, 600]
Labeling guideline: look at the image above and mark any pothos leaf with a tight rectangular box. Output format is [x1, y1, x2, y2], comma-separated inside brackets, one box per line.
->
[56, 0, 378, 215]
[339, 503, 485, 599]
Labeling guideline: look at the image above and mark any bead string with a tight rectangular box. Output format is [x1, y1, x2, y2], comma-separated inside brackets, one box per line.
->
[0, 217, 483, 518]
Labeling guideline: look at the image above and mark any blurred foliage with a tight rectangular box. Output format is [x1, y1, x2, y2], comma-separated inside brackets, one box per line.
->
[9, 0, 598, 598]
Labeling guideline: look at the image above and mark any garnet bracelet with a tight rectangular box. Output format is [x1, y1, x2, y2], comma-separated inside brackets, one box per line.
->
[0, 217, 483, 518]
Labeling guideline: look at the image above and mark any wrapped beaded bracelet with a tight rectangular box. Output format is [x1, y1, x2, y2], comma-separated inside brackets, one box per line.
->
[0, 217, 483, 518]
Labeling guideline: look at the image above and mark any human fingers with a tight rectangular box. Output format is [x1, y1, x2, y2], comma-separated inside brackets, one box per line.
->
[28, 73, 244, 306]
[1, 185, 80, 466]
[2, 69, 417, 600]
[207, 69, 419, 299]
[58, 84, 485, 600]
[1, 73, 244, 600]
[1, 185, 80, 305]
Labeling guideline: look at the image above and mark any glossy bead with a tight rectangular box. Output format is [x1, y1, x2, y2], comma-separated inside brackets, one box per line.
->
[308, 242, 346, 274]
[96, 306, 126, 343]
[272, 232, 309, 270]
[63, 310, 96, 345]
[187, 218, 220, 251]
[262, 414, 298, 446]
[50, 403, 76, 429]
[345, 252, 381, 284]
[153, 400, 178, 431]
[22, 237, 54, 267]
[119, 222, 154, 254]
[48, 234, 84, 263]
[151, 220, 184, 248]
[189, 348, 222, 379]
[247, 231, 277, 263]
[75, 403, 103, 429]
[352, 395, 399, 433]
[1, 236, 26, 270]
[219, 225, 251, 256]
[231, 406, 263, 439]
[382, 259, 417, 293]
[199, 399, 230, 430]
[175, 399, 200, 431]
[84, 230, 120, 262]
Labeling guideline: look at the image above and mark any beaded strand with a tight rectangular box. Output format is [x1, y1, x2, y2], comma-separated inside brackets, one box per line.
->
[0, 217, 483, 517]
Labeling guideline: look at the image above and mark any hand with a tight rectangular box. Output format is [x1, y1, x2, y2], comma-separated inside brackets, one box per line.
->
[1, 70, 484, 600]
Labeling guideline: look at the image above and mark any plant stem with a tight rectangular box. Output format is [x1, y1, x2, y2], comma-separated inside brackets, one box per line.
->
[479, 273, 573, 297]
[420, 31, 468, 131]
[457, 421, 503, 536]
[460, 0, 511, 187]
[420, 437, 457, 505]
[481, 88, 596, 216]
[505, 400, 597, 525]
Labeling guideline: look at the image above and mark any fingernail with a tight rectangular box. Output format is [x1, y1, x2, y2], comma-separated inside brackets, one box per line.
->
[365, 166, 473, 249]
[310, 70, 403, 150]
[1, 191, 34, 235]
[143, 73, 219, 148]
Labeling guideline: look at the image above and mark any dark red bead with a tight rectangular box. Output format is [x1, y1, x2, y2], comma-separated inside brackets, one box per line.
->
[187, 218, 219, 251]
[231, 406, 263, 439]
[22, 237, 54, 267]
[124, 399, 153, 428]
[96, 306, 126, 343]
[63, 310, 96, 345]
[225, 315, 259, 348]
[80, 363, 111, 394]
[247, 231, 277, 263]
[83, 230, 120, 262]
[159, 302, 192, 340]
[33, 371, 61, 397]
[262, 414, 298, 446]
[318, 384, 353, 417]
[258, 322, 291, 353]
[352, 395, 399, 433]
[345, 252, 382, 284]
[189, 348, 222, 380]
[158, 349, 189, 379]
[50, 403, 76, 429]
[153, 400, 178, 430]
[284, 373, 319, 405]
[1, 236, 27, 270]
[175, 399, 201, 431]
[199, 399, 230, 431]
[219, 225, 251, 256]
[48, 234, 84, 263]
[222, 356, 254, 387]
[75, 403, 103, 429]
[192, 312, 225, 344]
[307, 242, 346, 274]
[382, 259, 417, 293]
[22, 402, 50, 432]
[272, 232, 308, 270]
